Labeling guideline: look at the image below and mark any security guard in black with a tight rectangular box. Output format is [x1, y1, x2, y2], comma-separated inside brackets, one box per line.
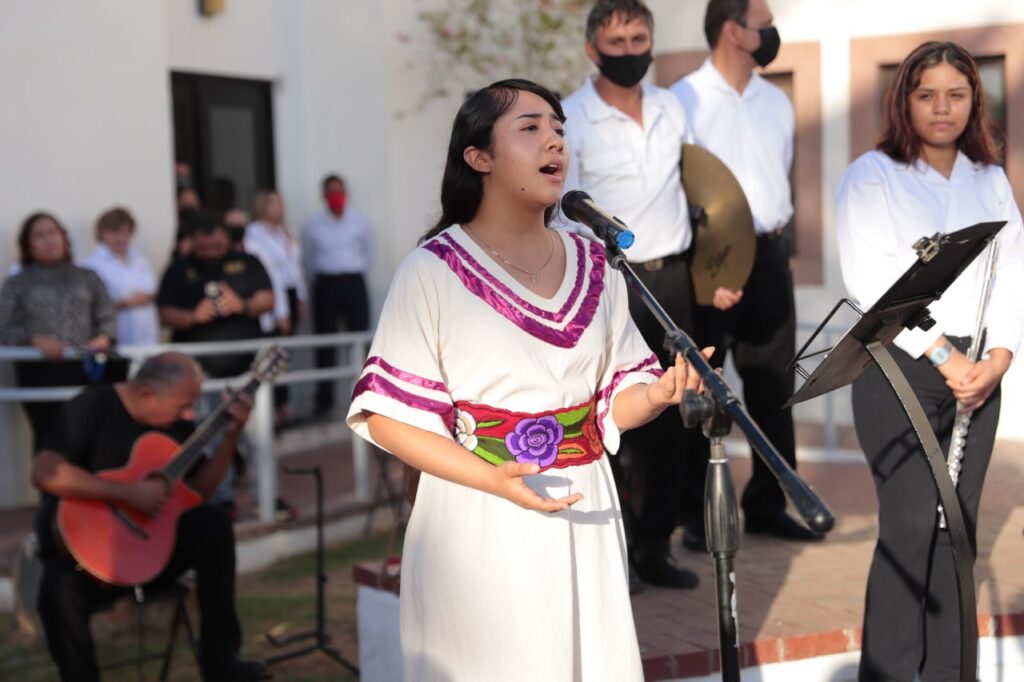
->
[157, 213, 273, 378]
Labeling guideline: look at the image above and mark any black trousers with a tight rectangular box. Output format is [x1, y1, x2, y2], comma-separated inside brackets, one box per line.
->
[312, 273, 369, 411]
[16, 359, 129, 452]
[852, 341, 999, 682]
[618, 255, 701, 551]
[273, 286, 301, 409]
[37, 505, 242, 682]
[687, 235, 797, 521]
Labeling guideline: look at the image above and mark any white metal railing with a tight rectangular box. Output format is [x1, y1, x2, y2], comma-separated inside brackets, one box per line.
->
[0, 331, 374, 523]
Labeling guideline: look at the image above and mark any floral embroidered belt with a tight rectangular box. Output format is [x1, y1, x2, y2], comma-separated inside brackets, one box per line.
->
[452, 398, 603, 470]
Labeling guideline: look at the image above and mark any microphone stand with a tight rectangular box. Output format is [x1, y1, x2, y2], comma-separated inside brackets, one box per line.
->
[603, 242, 834, 682]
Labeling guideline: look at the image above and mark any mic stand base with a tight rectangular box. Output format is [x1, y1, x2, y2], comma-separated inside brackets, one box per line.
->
[264, 466, 359, 676]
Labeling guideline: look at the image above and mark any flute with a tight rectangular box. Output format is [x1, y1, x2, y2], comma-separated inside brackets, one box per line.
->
[938, 240, 998, 529]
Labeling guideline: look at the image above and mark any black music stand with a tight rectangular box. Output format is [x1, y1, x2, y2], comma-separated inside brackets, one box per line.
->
[787, 220, 1005, 682]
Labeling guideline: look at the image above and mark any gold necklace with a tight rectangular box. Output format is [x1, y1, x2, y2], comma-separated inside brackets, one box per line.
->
[470, 227, 556, 283]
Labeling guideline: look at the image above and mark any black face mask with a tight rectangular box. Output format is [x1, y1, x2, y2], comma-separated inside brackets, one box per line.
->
[597, 50, 653, 87]
[228, 226, 246, 245]
[748, 26, 780, 68]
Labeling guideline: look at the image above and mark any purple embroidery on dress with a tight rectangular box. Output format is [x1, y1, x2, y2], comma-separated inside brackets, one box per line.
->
[424, 236, 605, 348]
[362, 356, 448, 393]
[438, 231, 586, 322]
[595, 354, 663, 441]
[353, 373, 455, 432]
[505, 415, 564, 468]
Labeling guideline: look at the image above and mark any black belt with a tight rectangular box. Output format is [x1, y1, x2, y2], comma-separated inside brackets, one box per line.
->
[757, 228, 787, 242]
[632, 250, 689, 272]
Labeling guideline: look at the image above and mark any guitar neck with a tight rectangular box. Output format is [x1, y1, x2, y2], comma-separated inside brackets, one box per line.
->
[163, 376, 262, 481]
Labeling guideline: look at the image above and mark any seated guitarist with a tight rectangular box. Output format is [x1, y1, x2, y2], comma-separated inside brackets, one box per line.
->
[31, 351, 267, 682]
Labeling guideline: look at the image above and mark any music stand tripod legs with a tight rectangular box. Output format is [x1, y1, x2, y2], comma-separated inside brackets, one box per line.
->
[263, 465, 359, 676]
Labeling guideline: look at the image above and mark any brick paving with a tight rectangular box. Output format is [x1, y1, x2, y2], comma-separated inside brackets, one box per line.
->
[3, 435, 1022, 678]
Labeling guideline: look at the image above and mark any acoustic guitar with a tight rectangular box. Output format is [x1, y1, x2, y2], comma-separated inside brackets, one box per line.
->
[57, 346, 288, 587]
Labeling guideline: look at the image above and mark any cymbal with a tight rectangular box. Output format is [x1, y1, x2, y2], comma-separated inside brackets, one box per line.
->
[680, 144, 755, 306]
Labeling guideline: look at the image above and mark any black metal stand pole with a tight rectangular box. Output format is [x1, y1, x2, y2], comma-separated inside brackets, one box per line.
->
[264, 465, 359, 676]
[706, 430, 741, 680]
[604, 243, 833, 679]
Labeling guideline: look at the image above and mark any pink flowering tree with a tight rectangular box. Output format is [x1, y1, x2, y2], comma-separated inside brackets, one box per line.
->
[400, 0, 592, 112]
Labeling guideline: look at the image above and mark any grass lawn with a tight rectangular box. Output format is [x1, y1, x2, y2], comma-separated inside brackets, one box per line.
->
[0, 532, 400, 681]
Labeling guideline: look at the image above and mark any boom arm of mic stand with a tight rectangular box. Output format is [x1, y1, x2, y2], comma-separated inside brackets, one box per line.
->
[606, 247, 834, 534]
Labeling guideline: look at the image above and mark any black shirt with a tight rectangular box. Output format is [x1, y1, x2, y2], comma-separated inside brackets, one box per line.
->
[157, 252, 272, 377]
[34, 384, 195, 557]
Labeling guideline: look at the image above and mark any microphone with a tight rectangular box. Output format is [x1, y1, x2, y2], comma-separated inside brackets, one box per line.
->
[560, 191, 635, 249]
[204, 281, 222, 316]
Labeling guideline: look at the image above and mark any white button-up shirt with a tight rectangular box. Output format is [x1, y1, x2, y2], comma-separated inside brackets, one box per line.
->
[81, 243, 159, 345]
[301, 207, 372, 277]
[671, 59, 794, 234]
[559, 77, 693, 263]
[836, 150, 1024, 358]
[245, 221, 307, 331]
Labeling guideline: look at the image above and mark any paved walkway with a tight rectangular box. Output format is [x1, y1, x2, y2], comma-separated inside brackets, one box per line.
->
[635, 440, 1024, 679]
[2, 436, 1022, 679]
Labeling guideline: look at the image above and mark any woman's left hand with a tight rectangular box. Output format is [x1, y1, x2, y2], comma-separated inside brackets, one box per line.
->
[646, 347, 715, 408]
[949, 349, 1012, 411]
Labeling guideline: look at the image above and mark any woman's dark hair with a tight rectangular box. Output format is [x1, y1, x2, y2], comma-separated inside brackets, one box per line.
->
[18, 212, 72, 266]
[95, 206, 135, 241]
[420, 79, 566, 243]
[703, 0, 749, 49]
[877, 41, 999, 166]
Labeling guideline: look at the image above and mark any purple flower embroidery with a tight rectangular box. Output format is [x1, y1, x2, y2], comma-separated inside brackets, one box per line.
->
[505, 416, 564, 468]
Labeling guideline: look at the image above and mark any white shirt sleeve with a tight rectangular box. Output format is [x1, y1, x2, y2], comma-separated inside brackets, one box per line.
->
[982, 170, 1024, 357]
[245, 229, 288, 330]
[835, 157, 942, 357]
[346, 251, 454, 450]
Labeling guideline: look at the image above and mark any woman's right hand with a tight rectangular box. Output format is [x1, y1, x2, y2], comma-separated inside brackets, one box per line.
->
[488, 461, 583, 513]
[30, 335, 67, 362]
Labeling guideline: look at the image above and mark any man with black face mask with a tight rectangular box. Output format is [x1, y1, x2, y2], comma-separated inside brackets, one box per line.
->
[560, 0, 702, 592]
[670, 0, 820, 549]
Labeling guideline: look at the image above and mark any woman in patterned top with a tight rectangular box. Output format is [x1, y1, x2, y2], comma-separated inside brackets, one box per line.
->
[347, 79, 711, 681]
[0, 212, 119, 448]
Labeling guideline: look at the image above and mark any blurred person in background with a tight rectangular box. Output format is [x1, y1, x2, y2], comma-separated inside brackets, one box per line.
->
[157, 210, 273, 380]
[176, 185, 201, 214]
[246, 189, 306, 427]
[224, 207, 249, 252]
[82, 207, 159, 347]
[302, 174, 371, 417]
[0, 212, 124, 449]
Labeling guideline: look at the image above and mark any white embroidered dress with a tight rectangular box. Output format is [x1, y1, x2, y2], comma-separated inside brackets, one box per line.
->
[347, 226, 661, 682]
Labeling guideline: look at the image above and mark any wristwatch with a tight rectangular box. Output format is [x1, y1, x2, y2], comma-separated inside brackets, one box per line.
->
[927, 339, 954, 367]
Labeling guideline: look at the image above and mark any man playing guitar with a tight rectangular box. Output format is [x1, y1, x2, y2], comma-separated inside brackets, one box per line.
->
[31, 351, 267, 682]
